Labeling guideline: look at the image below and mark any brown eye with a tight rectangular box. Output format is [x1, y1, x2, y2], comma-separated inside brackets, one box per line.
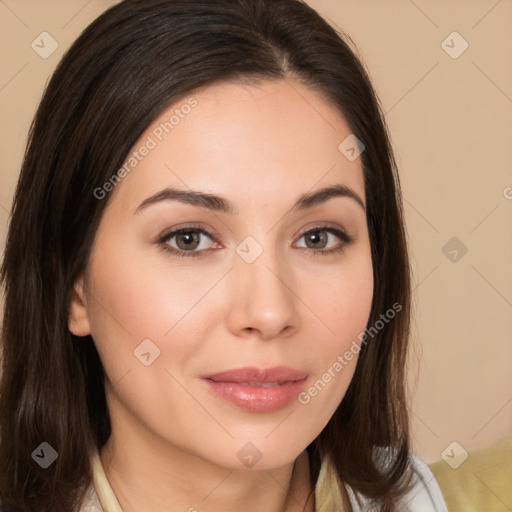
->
[174, 230, 202, 251]
[295, 226, 354, 256]
[304, 230, 329, 249]
[158, 225, 219, 259]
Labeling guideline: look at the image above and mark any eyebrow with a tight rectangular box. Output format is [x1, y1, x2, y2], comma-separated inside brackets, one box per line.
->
[134, 183, 365, 216]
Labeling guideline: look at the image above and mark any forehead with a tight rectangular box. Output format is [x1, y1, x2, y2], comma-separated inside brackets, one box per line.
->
[106, 79, 365, 214]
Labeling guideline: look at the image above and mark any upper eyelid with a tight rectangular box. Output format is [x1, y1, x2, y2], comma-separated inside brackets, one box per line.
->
[158, 224, 218, 243]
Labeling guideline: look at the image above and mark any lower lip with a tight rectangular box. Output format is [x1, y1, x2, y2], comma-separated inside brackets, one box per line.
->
[203, 379, 307, 413]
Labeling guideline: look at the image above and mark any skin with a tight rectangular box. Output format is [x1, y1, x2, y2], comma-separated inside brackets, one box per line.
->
[69, 78, 373, 512]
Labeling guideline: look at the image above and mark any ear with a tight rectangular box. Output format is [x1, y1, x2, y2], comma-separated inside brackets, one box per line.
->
[68, 274, 91, 336]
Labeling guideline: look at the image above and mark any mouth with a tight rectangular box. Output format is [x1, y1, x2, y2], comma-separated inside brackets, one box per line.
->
[234, 382, 292, 387]
[202, 366, 308, 413]
[203, 365, 308, 384]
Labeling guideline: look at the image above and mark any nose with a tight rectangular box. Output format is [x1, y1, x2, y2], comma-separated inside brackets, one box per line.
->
[224, 246, 301, 341]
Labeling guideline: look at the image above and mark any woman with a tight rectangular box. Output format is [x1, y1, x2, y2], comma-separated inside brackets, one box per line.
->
[0, 0, 447, 511]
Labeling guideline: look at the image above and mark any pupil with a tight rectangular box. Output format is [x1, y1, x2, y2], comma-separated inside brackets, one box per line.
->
[308, 231, 326, 248]
[178, 231, 199, 249]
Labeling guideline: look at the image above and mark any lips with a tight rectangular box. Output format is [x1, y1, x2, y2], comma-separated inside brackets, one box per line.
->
[202, 366, 308, 413]
[204, 366, 308, 384]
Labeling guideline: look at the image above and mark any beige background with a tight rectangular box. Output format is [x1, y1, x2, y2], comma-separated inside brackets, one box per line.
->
[0, 0, 511, 464]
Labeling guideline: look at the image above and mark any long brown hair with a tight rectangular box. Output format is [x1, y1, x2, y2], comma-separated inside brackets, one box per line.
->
[0, 1, 413, 510]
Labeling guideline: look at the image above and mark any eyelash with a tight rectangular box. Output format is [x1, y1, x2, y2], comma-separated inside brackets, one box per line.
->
[157, 224, 354, 260]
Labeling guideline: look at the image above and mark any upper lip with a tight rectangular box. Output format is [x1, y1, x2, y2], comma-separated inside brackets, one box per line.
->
[203, 366, 308, 384]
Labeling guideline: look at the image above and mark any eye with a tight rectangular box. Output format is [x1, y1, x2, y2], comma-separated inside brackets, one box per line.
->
[157, 224, 354, 259]
[158, 225, 220, 259]
[294, 226, 354, 256]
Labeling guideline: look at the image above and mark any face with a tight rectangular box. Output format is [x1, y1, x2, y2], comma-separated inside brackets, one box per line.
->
[69, 78, 373, 470]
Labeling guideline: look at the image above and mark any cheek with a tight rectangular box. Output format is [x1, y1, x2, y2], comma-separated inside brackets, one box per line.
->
[100, 241, 221, 328]
[83, 231, 210, 380]
[310, 246, 374, 350]
[332, 270, 374, 347]
[298, 247, 373, 409]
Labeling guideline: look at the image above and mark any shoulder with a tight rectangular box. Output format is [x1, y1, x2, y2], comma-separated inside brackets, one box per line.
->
[399, 454, 448, 512]
[77, 483, 103, 512]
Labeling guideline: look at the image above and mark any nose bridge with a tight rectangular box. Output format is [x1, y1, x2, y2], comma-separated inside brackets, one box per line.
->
[226, 234, 300, 339]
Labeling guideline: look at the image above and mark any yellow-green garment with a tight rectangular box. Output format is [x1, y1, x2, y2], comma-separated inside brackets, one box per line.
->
[79, 447, 447, 511]
[429, 433, 512, 512]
